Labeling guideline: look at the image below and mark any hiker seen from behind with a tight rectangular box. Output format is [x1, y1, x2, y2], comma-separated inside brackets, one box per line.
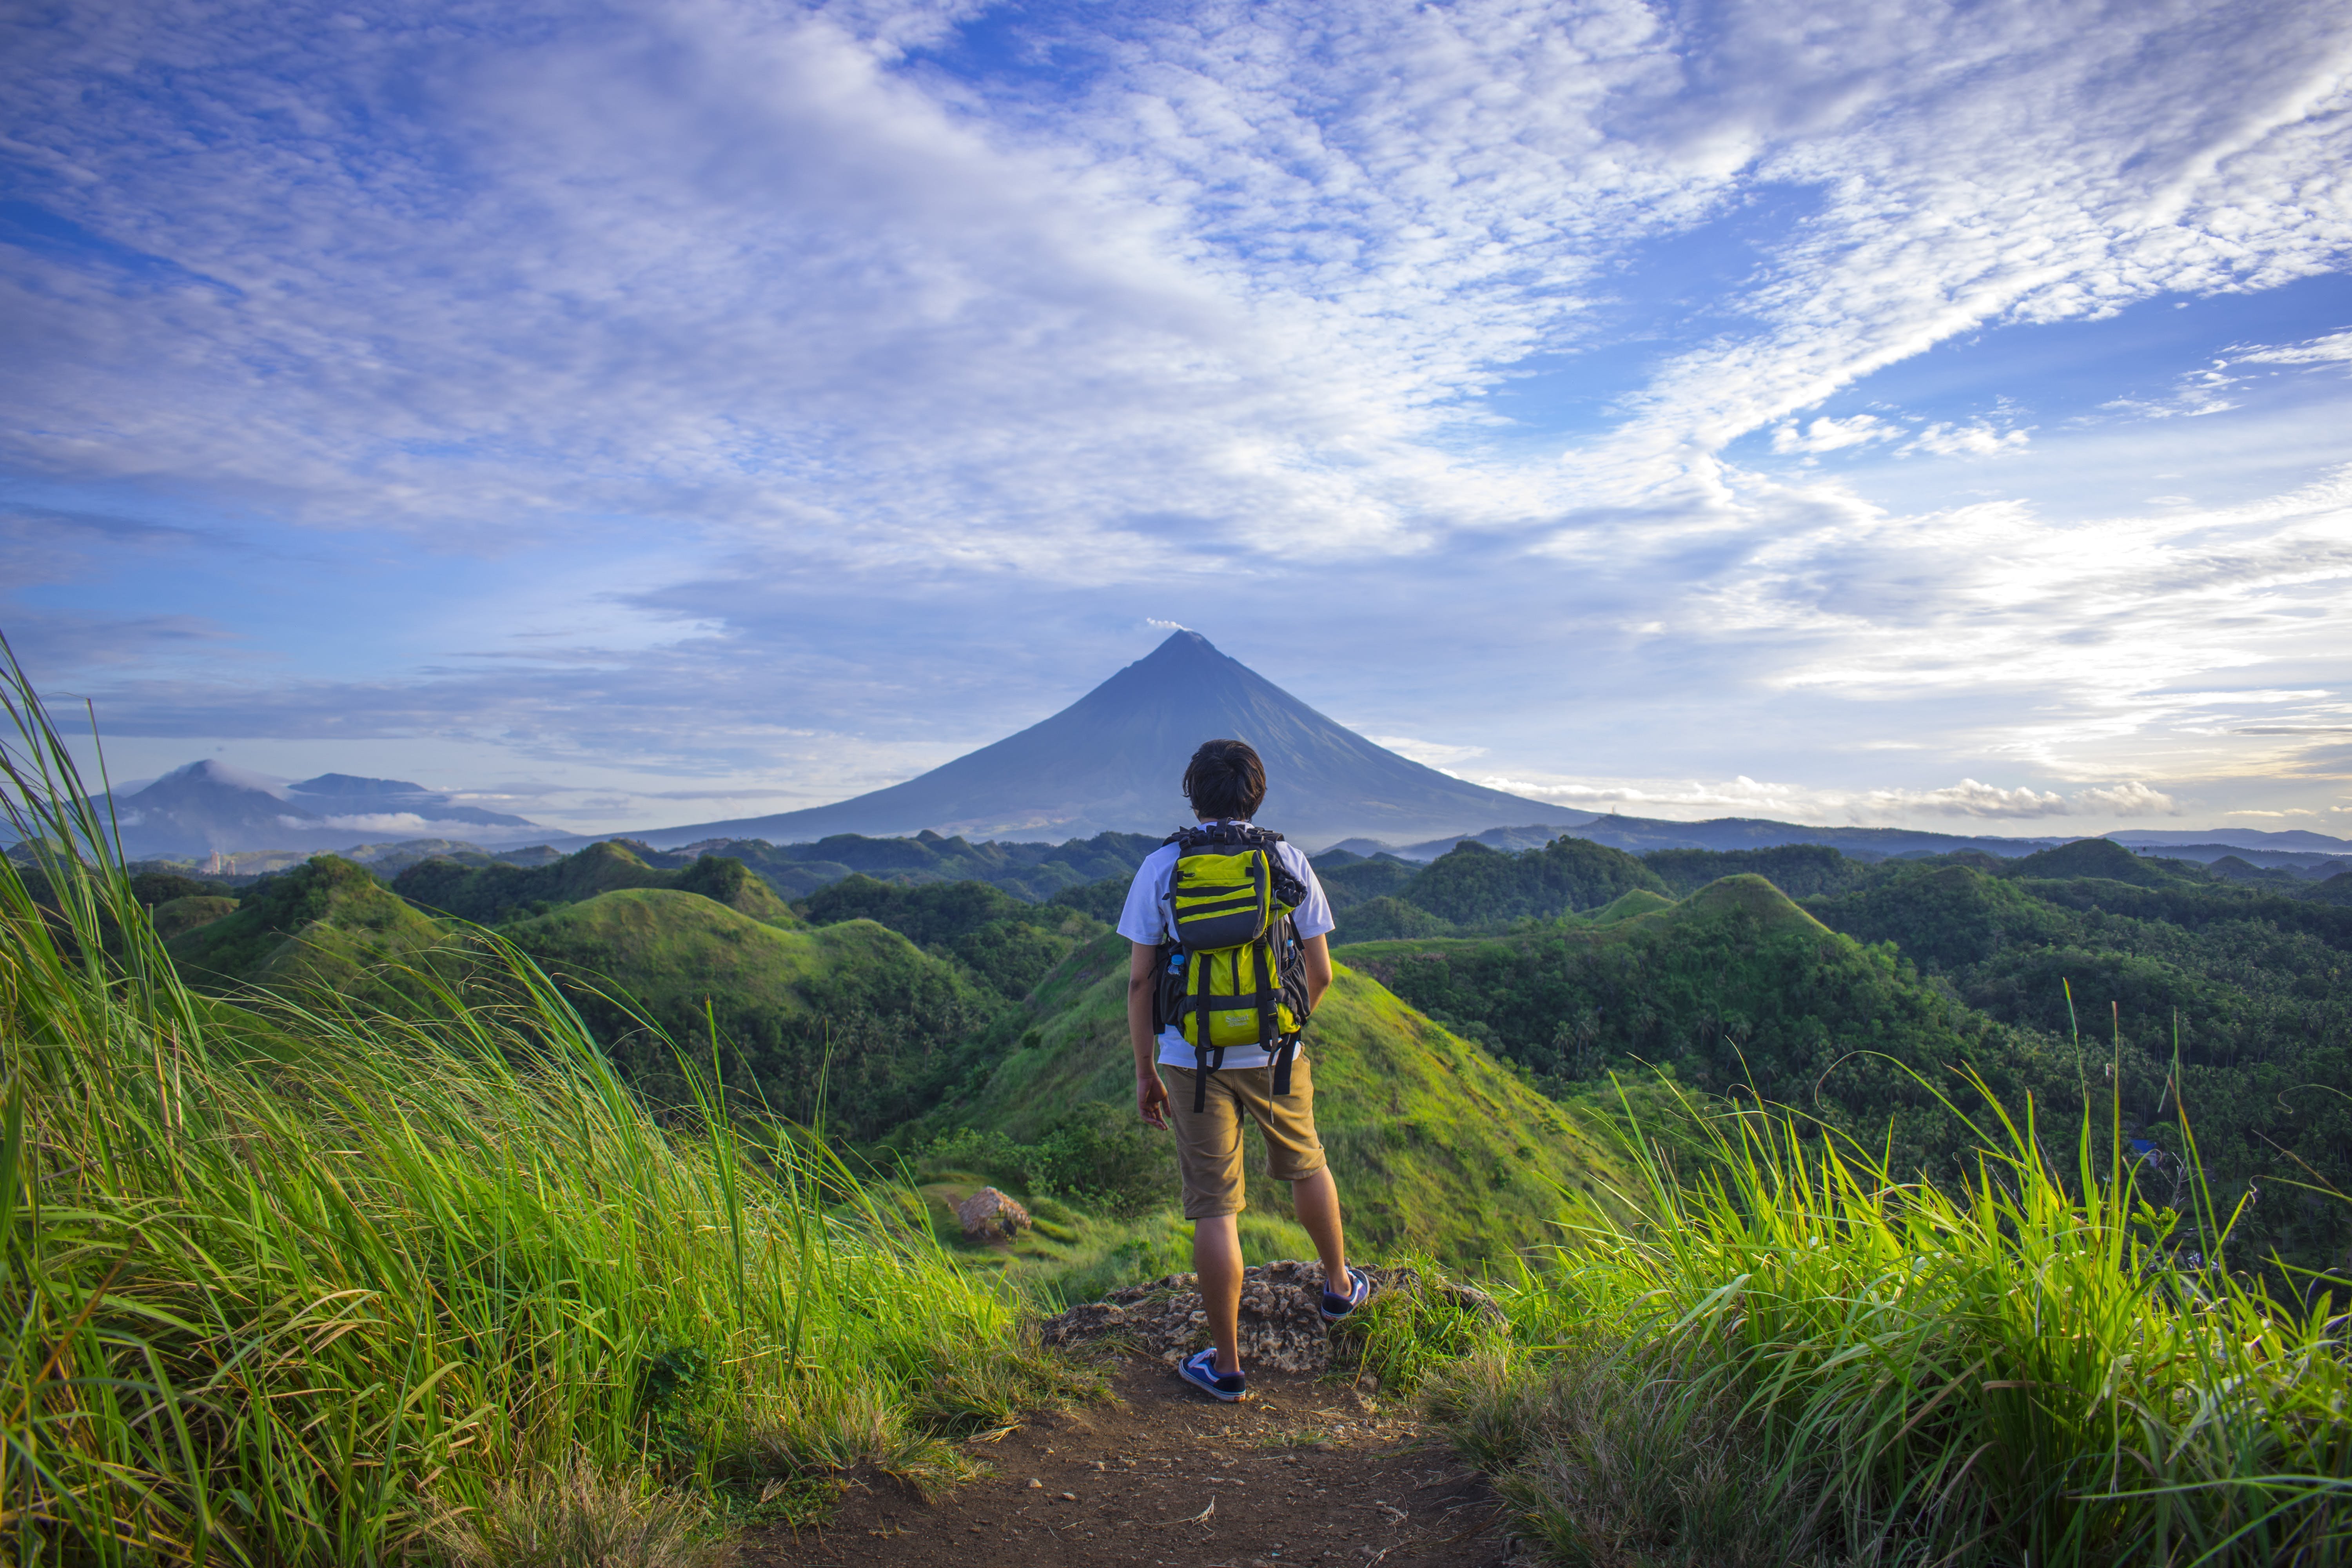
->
[1119, 738, 1366, 1402]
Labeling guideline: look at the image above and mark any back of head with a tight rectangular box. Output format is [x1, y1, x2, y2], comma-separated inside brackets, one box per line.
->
[1183, 739, 1267, 820]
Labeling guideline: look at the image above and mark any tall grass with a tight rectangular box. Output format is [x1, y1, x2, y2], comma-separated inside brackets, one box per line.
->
[0, 637, 1081, 1565]
[1404, 1079, 2352, 1567]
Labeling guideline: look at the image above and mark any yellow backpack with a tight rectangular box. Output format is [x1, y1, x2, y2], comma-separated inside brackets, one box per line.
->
[1152, 823, 1313, 1111]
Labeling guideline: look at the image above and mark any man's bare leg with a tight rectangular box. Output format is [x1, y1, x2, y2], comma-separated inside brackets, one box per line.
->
[1289, 1167, 1352, 1298]
[1194, 1212, 1245, 1376]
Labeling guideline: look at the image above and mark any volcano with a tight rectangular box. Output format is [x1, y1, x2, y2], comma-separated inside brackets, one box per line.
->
[637, 631, 1579, 848]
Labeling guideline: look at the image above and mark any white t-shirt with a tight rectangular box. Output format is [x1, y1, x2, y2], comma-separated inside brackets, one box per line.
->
[1116, 822, 1336, 1070]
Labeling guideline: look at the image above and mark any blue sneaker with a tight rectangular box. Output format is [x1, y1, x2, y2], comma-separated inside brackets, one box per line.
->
[1177, 1348, 1247, 1402]
[1321, 1270, 1370, 1323]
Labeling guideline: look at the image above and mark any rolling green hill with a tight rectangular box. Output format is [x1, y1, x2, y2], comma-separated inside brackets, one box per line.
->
[926, 930, 1633, 1270]
[797, 873, 1110, 1000]
[149, 893, 238, 939]
[1338, 876, 2054, 1173]
[166, 854, 1005, 1141]
[167, 855, 466, 1004]
[1318, 834, 1669, 942]
[501, 891, 1001, 1139]
[1802, 857, 2352, 1271]
[393, 839, 799, 926]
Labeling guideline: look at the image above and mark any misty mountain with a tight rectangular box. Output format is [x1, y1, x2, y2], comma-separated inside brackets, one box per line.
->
[632, 630, 1583, 848]
[102, 761, 548, 859]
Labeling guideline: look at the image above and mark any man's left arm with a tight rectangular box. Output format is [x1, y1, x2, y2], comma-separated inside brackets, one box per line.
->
[1128, 941, 1170, 1129]
[1301, 933, 1332, 1012]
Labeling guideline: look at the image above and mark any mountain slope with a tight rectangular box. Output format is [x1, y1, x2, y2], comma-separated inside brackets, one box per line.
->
[502, 892, 1001, 1139]
[393, 840, 799, 926]
[930, 930, 1632, 1269]
[634, 631, 1575, 848]
[1337, 876, 2040, 1170]
[167, 855, 466, 1004]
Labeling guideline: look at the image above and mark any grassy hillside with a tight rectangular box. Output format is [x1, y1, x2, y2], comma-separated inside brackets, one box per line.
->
[1400, 835, 1668, 926]
[1319, 834, 1667, 942]
[928, 931, 1633, 1271]
[167, 853, 466, 1004]
[503, 891, 1002, 1139]
[149, 892, 237, 938]
[799, 873, 1110, 1000]
[1339, 876, 2062, 1177]
[393, 839, 799, 926]
[164, 855, 1007, 1142]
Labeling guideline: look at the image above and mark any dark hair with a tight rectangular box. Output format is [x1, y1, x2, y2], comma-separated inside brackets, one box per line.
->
[1183, 739, 1267, 820]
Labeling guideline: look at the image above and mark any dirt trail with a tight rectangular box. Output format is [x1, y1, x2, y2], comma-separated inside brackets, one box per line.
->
[745, 1356, 1517, 1568]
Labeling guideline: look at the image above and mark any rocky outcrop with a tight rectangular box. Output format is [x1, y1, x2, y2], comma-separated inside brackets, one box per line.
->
[956, 1186, 1032, 1240]
[1041, 1260, 1421, 1374]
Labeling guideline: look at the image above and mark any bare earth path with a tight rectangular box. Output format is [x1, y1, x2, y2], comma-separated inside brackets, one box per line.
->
[745, 1357, 1516, 1568]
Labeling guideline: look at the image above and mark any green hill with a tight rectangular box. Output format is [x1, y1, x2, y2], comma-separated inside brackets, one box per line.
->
[392, 840, 799, 926]
[1338, 875, 2051, 1173]
[1318, 834, 1669, 942]
[1395, 835, 1668, 927]
[502, 890, 1000, 1139]
[928, 931, 1632, 1270]
[150, 893, 238, 939]
[167, 855, 465, 1004]
[798, 873, 1109, 1000]
[1804, 858, 2352, 1270]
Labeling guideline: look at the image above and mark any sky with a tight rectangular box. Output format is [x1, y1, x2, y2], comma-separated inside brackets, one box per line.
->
[4, 0, 2350, 840]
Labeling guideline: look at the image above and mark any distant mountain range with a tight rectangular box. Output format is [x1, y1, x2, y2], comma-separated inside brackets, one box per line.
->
[48, 633, 2352, 867]
[630, 630, 1584, 848]
[96, 761, 554, 860]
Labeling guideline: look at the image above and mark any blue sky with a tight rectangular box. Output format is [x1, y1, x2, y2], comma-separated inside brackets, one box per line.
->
[4, 0, 2349, 839]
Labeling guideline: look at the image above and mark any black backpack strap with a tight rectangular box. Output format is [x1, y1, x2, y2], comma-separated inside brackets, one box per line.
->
[1251, 931, 1279, 1049]
[1192, 1041, 1224, 1112]
[1269, 1031, 1298, 1098]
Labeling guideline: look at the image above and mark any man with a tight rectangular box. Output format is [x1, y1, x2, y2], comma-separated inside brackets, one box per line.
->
[1118, 737, 1365, 1402]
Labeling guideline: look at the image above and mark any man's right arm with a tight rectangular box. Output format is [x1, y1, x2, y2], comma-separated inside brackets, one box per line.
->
[1128, 942, 1169, 1129]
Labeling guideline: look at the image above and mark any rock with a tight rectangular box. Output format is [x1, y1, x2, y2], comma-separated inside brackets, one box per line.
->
[956, 1186, 1031, 1240]
[1039, 1260, 1417, 1374]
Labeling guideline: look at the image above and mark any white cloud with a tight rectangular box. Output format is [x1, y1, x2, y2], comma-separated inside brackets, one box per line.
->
[2234, 328, 2352, 367]
[1860, 779, 2070, 817]
[2069, 780, 2182, 817]
[1772, 415, 1896, 454]
[1482, 771, 2177, 823]
[1905, 421, 2033, 457]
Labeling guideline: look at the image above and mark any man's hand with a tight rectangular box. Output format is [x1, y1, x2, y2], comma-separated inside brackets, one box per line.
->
[1136, 1069, 1170, 1130]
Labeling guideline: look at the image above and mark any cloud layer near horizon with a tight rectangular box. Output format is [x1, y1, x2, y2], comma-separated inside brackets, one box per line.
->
[3, 0, 2349, 834]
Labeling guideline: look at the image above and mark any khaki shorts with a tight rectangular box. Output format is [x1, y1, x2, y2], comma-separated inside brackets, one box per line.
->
[1163, 1056, 1326, 1220]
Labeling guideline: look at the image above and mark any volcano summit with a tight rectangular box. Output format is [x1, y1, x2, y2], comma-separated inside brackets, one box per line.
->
[638, 631, 1574, 849]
